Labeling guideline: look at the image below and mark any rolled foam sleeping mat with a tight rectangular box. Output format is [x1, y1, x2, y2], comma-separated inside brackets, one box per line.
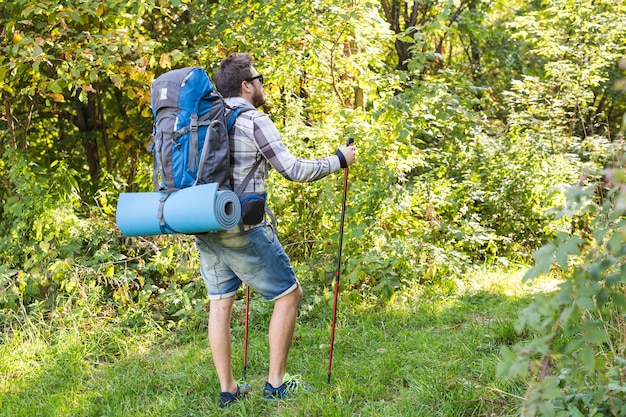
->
[116, 182, 241, 236]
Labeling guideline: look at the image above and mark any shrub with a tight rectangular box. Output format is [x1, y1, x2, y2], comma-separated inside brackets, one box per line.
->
[498, 159, 626, 416]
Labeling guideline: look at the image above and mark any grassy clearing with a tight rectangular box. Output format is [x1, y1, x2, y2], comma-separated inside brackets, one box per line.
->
[0, 267, 557, 417]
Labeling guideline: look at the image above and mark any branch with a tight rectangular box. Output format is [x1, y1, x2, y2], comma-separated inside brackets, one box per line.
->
[329, 25, 348, 105]
[541, 305, 566, 378]
[3, 92, 17, 148]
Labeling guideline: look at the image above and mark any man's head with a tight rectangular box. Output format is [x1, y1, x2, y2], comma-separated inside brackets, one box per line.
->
[214, 53, 266, 108]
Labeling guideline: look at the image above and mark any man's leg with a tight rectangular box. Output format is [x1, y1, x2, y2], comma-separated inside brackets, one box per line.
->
[208, 296, 237, 394]
[267, 285, 303, 388]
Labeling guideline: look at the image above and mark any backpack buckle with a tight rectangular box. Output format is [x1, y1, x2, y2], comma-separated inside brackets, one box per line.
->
[190, 114, 198, 132]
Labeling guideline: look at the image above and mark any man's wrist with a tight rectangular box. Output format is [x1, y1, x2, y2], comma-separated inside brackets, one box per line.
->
[335, 149, 347, 168]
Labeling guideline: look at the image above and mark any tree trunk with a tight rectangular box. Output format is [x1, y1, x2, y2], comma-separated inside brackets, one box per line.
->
[73, 94, 100, 182]
[381, 0, 422, 70]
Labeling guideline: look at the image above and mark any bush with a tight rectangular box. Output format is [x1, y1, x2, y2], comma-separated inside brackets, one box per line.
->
[0, 149, 206, 330]
[498, 159, 626, 416]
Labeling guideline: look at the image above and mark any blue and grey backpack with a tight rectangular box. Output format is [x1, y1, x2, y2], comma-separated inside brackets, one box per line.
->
[148, 66, 265, 230]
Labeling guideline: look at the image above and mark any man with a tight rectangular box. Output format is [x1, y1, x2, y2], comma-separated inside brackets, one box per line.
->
[195, 52, 357, 408]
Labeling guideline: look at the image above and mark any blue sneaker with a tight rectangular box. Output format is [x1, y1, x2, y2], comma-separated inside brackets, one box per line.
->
[263, 374, 304, 400]
[219, 383, 251, 408]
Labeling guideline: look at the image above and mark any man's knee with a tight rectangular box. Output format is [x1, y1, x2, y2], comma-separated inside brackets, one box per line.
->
[295, 284, 304, 304]
[209, 296, 236, 316]
[279, 284, 302, 306]
[293, 284, 303, 303]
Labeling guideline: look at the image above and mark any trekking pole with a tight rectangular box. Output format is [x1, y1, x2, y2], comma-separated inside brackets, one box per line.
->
[243, 285, 251, 378]
[328, 137, 354, 384]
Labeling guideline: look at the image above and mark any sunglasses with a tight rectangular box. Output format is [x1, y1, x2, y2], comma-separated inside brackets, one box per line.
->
[244, 74, 264, 85]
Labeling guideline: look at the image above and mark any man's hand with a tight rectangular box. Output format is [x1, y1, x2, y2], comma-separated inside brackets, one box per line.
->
[337, 144, 357, 167]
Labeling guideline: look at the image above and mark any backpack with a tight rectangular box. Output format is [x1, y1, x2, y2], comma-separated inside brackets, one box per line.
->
[148, 66, 263, 232]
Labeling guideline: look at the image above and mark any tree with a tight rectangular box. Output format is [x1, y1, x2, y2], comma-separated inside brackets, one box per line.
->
[504, 0, 626, 151]
[379, 0, 476, 72]
[1, 0, 156, 187]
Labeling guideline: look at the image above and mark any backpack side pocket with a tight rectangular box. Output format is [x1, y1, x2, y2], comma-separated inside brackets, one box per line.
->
[240, 193, 266, 225]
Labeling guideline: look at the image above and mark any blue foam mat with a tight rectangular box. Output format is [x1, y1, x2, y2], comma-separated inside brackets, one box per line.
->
[116, 183, 240, 236]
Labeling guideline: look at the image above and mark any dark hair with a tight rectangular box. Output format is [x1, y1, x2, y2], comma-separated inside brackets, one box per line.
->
[214, 53, 254, 98]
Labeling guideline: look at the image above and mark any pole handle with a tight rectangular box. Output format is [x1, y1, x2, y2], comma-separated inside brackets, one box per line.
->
[346, 137, 354, 146]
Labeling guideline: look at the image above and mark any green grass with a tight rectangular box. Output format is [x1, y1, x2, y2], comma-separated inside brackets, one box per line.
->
[0, 267, 556, 416]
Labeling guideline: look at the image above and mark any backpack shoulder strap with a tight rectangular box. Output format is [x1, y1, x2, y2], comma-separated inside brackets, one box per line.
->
[235, 158, 264, 196]
[226, 101, 263, 195]
[225, 102, 256, 132]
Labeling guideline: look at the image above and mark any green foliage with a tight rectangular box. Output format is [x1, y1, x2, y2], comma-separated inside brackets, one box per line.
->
[0, 148, 82, 308]
[0, 147, 205, 330]
[1, 0, 626, 322]
[2, 1, 626, 414]
[505, 0, 626, 150]
[1, 0, 156, 188]
[498, 162, 626, 415]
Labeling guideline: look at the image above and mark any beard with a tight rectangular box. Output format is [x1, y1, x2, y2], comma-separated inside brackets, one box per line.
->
[251, 88, 266, 108]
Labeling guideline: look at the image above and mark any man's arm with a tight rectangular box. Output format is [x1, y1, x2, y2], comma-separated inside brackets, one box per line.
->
[252, 114, 344, 182]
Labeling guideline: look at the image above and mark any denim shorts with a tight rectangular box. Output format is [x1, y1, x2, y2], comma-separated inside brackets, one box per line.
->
[194, 225, 299, 301]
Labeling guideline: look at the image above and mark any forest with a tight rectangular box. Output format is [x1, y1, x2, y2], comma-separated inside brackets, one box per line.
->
[1, 0, 626, 416]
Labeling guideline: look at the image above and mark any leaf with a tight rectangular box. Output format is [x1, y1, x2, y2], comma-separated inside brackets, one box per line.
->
[496, 347, 530, 379]
[595, 287, 609, 307]
[48, 93, 65, 102]
[575, 295, 594, 309]
[49, 82, 63, 94]
[63, 279, 76, 292]
[159, 53, 171, 69]
[608, 231, 623, 256]
[555, 246, 569, 270]
[561, 236, 582, 258]
[611, 292, 626, 309]
[39, 241, 50, 253]
[538, 400, 557, 417]
[605, 272, 621, 287]
[583, 322, 608, 344]
[580, 344, 595, 371]
[82, 85, 97, 94]
[566, 404, 584, 417]
[564, 335, 583, 354]
[524, 244, 556, 281]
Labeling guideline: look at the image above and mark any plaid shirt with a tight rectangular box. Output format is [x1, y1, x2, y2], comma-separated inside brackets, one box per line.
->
[225, 97, 341, 194]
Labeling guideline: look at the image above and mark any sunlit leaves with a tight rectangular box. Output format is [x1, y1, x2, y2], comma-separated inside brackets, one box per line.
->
[505, 0, 626, 153]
